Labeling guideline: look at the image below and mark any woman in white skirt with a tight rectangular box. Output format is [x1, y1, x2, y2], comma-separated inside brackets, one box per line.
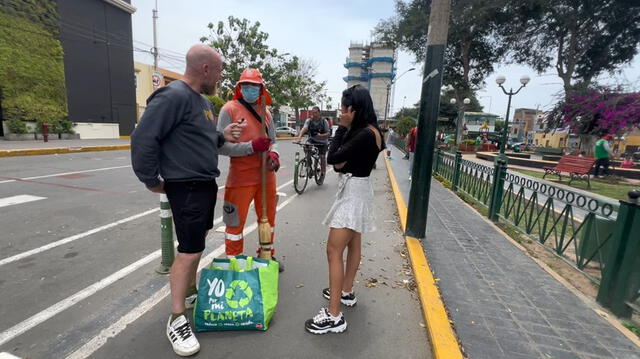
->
[305, 85, 384, 334]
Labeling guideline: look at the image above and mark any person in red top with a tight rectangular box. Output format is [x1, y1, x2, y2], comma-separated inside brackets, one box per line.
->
[406, 126, 417, 180]
[217, 68, 283, 270]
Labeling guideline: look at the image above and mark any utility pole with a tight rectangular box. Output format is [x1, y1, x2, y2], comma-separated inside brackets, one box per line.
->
[406, 0, 452, 238]
[152, 0, 159, 70]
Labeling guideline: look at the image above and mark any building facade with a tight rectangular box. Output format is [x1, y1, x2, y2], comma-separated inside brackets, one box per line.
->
[56, 0, 137, 138]
[134, 62, 182, 122]
[463, 112, 501, 134]
[344, 42, 396, 125]
[512, 108, 544, 144]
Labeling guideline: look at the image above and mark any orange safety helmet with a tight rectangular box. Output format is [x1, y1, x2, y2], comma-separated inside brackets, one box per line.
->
[233, 68, 272, 105]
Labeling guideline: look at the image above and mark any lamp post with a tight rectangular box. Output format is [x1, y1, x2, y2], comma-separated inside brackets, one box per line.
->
[450, 97, 471, 147]
[496, 75, 530, 157]
[384, 67, 416, 128]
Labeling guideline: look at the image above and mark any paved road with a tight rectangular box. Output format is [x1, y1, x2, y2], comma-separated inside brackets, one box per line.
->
[0, 142, 429, 358]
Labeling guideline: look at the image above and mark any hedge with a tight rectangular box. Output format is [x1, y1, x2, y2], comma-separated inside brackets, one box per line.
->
[0, 0, 68, 125]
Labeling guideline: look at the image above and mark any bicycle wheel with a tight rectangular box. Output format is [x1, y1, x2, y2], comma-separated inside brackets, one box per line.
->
[314, 156, 325, 185]
[293, 157, 309, 194]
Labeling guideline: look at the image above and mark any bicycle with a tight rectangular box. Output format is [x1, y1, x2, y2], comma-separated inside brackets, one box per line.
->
[293, 142, 325, 194]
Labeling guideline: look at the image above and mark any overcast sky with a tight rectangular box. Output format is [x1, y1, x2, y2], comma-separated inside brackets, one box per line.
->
[131, 0, 640, 118]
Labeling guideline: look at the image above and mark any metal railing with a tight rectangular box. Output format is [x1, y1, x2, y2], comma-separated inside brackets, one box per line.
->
[431, 149, 640, 318]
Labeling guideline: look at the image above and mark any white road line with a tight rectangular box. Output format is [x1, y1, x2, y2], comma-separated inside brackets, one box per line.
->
[67, 191, 298, 359]
[0, 185, 228, 267]
[0, 180, 295, 349]
[0, 195, 46, 208]
[0, 250, 160, 346]
[0, 165, 132, 185]
[0, 209, 158, 267]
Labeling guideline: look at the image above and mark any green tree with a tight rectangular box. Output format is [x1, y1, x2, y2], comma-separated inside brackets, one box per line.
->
[395, 116, 417, 137]
[393, 105, 419, 120]
[200, 16, 326, 121]
[494, 120, 505, 133]
[502, 0, 640, 96]
[374, 0, 506, 91]
[200, 16, 280, 100]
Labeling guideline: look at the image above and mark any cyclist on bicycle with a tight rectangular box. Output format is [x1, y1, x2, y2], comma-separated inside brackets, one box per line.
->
[296, 106, 330, 175]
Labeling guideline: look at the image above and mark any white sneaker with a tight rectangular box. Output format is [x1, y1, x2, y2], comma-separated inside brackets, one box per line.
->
[185, 293, 197, 309]
[166, 315, 200, 356]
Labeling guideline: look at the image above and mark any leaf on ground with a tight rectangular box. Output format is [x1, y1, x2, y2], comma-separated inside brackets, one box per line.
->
[365, 278, 378, 288]
[296, 284, 304, 288]
[419, 323, 426, 328]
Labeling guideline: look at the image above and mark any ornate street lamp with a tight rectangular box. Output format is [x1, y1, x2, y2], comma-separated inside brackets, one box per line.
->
[450, 97, 471, 147]
[496, 75, 530, 156]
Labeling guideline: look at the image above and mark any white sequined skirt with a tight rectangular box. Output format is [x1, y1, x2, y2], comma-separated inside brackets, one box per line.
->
[322, 173, 376, 233]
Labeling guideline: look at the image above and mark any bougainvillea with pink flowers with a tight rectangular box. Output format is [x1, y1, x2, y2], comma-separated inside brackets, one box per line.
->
[547, 90, 640, 136]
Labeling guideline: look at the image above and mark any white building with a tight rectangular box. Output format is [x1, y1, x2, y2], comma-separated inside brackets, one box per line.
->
[344, 42, 396, 125]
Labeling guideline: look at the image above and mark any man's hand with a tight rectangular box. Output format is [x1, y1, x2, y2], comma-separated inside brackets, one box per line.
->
[223, 119, 247, 142]
[148, 181, 165, 193]
[267, 151, 280, 172]
[251, 137, 271, 152]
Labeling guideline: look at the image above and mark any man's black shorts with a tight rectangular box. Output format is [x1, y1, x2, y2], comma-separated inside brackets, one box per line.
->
[164, 180, 218, 253]
[309, 141, 328, 156]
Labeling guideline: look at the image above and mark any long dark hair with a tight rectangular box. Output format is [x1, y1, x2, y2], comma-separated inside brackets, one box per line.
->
[341, 85, 378, 130]
[341, 85, 384, 149]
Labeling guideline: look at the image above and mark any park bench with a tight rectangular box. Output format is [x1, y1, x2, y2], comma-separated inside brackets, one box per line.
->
[543, 155, 596, 189]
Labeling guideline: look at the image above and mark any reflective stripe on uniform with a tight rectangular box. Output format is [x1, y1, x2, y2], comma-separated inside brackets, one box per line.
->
[225, 233, 243, 241]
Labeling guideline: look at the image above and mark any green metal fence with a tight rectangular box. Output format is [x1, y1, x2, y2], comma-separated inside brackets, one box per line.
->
[432, 150, 640, 318]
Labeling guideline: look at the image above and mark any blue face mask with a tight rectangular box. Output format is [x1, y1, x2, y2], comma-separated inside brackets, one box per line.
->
[241, 85, 260, 103]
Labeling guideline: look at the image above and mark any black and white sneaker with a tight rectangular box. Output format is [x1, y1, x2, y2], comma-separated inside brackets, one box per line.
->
[166, 315, 200, 356]
[322, 288, 357, 307]
[305, 308, 347, 334]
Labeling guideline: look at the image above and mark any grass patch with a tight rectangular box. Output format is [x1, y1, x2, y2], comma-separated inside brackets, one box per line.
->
[622, 322, 640, 339]
[512, 169, 636, 201]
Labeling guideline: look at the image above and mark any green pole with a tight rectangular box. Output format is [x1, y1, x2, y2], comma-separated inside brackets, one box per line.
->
[406, 0, 452, 239]
[597, 189, 640, 317]
[488, 158, 507, 221]
[452, 150, 462, 192]
[156, 193, 175, 274]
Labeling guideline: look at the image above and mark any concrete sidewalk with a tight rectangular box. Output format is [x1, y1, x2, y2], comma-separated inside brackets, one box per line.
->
[0, 137, 298, 157]
[386, 146, 640, 359]
[0, 138, 130, 157]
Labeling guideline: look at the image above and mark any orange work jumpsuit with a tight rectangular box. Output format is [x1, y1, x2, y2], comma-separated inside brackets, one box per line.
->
[219, 100, 277, 256]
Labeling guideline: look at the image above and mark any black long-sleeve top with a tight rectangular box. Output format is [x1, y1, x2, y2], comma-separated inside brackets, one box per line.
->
[327, 125, 383, 177]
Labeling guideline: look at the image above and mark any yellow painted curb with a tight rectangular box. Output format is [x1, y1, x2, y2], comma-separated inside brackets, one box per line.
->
[384, 158, 464, 359]
[0, 145, 131, 158]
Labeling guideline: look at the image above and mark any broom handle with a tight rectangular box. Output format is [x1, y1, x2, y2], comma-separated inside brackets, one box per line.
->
[260, 97, 268, 224]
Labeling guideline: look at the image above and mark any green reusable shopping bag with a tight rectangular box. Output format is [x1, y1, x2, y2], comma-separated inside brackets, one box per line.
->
[194, 255, 279, 332]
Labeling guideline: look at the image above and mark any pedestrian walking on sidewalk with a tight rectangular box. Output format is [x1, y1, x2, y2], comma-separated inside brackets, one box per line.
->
[385, 127, 396, 159]
[305, 85, 384, 334]
[131, 45, 269, 357]
[594, 134, 614, 178]
[406, 125, 417, 181]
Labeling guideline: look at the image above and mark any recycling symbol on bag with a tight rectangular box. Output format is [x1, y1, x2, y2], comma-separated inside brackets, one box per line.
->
[225, 280, 253, 309]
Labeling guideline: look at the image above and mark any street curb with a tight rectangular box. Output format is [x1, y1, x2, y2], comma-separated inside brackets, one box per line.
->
[384, 158, 464, 359]
[0, 145, 131, 157]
